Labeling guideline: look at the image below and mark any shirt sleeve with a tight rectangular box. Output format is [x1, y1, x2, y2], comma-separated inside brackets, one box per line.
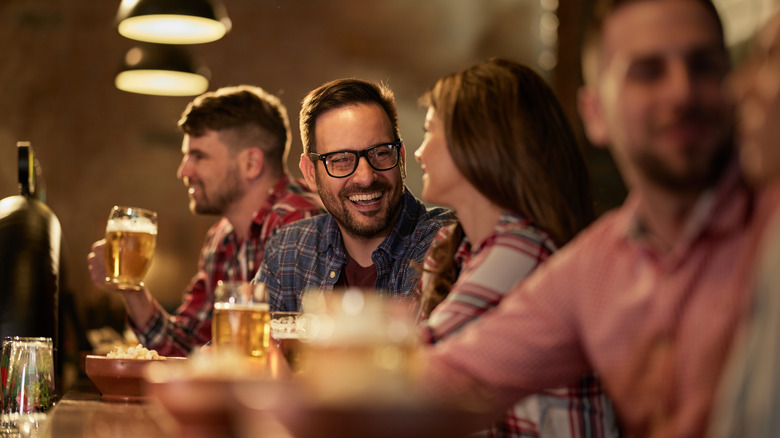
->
[130, 271, 212, 357]
[420, 255, 590, 415]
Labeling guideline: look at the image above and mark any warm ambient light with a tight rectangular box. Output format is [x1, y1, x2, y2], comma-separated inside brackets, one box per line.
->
[116, 0, 231, 45]
[115, 45, 210, 97]
[115, 70, 209, 97]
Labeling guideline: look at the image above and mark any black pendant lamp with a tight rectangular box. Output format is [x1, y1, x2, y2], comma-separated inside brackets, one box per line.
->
[115, 44, 210, 96]
[116, 0, 231, 45]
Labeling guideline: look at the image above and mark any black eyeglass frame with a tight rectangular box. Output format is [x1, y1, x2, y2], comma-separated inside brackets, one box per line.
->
[308, 139, 403, 178]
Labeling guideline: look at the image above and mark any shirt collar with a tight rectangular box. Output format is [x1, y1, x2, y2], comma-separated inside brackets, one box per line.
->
[219, 175, 294, 246]
[622, 161, 755, 253]
[457, 211, 530, 254]
[375, 187, 426, 258]
[251, 175, 292, 229]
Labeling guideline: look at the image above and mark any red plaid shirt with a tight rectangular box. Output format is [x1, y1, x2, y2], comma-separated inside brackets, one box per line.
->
[418, 212, 618, 437]
[131, 175, 323, 356]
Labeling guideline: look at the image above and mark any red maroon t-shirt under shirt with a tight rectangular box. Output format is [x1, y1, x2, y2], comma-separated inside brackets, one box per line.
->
[335, 255, 377, 289]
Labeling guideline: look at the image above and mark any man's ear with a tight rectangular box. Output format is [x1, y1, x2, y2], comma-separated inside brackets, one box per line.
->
[243, 147, 265, 179]
[577, 85, 610, 148]
[299, 153, 317, 191]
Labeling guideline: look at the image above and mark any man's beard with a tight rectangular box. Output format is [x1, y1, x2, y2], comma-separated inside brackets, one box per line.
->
[315, 173, 404, 239]
[191, 170, 245, 216]
[635, 136, 734, 193]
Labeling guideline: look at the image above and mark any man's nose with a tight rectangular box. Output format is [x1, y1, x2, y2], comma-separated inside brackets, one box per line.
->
[350, 156, 376, 183]
[664, 60, 695, 104]
[176, 159, 189, 180]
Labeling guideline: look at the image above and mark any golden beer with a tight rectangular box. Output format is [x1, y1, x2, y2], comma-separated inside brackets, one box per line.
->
[212, 303, 271, 360]
[299, 343, 420, 404]
[104, 206, 157, 291]
[298, 288, 420, 403]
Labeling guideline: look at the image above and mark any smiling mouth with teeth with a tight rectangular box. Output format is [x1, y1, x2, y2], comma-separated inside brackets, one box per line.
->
[348, 191, 383, 204]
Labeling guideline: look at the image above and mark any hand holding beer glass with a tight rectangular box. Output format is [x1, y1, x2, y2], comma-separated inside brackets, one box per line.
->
[212, 281, 271, 363]
[104, 206, 157, 291]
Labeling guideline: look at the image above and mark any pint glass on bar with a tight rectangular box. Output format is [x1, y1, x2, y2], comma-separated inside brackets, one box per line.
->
[212, 281, 270, 362]
[104, 206, 157, 291]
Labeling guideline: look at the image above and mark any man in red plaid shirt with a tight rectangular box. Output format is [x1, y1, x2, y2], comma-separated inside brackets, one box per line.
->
[87, 85, 323, 356]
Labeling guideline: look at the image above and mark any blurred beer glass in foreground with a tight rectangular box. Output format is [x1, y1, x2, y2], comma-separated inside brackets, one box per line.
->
[212, 281, 270, 363]
[269, 311, 311, 373]
[299, 288, 420, 405]
[104, 205, 157, 291]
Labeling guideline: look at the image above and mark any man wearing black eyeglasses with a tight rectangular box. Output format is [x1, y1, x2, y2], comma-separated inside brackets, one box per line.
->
[254, 78, 453, 312]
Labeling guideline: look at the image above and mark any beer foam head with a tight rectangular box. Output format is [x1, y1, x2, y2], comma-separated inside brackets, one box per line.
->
[270, 313, 311, 339]
[106, 217, 158, 234]
[214, 302, 269, 311]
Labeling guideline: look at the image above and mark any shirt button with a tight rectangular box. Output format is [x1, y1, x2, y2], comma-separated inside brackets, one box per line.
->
[329, 271, 336, 279]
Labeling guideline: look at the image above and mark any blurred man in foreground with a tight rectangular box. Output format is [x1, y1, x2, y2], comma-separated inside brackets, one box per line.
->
[421, 0, 780, 436]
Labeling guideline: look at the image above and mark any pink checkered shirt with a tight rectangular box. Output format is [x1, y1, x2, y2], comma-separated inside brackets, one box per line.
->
[423, 164, 780, 437]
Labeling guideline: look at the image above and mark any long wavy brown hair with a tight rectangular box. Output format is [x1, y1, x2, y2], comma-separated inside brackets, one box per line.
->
[418, 58, 595, 317]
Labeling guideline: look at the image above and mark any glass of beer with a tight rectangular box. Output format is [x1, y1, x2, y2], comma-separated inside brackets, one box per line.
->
[269, 311, 311, 373]
[212, 281, 270, 363]
[104, 205, 157, 291]
[298, 288, 420, 404]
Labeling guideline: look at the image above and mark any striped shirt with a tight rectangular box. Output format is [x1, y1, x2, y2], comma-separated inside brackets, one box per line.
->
[418, 212, 618, 438]
[132, 175, 323, 357]
[423, 164, 779, 437]
[256, 187, 454, 311]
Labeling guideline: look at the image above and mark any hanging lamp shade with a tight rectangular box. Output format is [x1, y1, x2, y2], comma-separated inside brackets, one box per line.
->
[116, 0, 231, 45]
[115, 44, 210, 96]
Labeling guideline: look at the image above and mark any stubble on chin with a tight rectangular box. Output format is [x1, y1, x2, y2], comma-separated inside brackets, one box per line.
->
[634, 137, 734, 192]
[316, 178, 404, 239]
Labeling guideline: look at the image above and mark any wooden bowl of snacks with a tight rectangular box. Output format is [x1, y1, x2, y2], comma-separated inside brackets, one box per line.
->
[85, 344, 186, 402]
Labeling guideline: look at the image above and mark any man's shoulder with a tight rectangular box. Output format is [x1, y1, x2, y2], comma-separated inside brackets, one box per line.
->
[419, 205, 454, 221]
[262, 215, 333, 267]
[401, 190, 454, 229]
[268, 214, 330, 243]
[411, 205, 455, 236]
[203, 217, 232, 240]
[270, 179, 323, 217]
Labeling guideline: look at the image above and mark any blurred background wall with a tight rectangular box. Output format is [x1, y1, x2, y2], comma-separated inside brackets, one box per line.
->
[0, 0, 774, 349]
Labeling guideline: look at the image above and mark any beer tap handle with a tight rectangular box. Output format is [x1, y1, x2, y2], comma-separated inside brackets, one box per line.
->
[17, 141, 45, 202]
[18, 141, 33, 197]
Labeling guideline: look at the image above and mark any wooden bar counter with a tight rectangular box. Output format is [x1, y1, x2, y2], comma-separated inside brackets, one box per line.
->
[36, 384, 178, 438]
[32, 378, 293, 438]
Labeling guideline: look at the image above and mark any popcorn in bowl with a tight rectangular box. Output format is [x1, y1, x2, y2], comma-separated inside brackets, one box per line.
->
[106, 343, 164, 360]
[85, 344, 186, 402]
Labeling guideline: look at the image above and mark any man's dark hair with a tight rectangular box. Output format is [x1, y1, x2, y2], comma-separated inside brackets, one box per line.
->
[581, 0, 726, 85]
[299, 78, 400, 155]
[178, 85, 290, 175]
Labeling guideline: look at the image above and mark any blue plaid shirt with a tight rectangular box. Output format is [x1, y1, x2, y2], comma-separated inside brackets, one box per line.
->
[256, 187, 453, 311]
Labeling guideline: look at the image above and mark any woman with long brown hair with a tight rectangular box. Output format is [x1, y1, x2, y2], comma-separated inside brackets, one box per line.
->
[414, 58, 616, 437]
